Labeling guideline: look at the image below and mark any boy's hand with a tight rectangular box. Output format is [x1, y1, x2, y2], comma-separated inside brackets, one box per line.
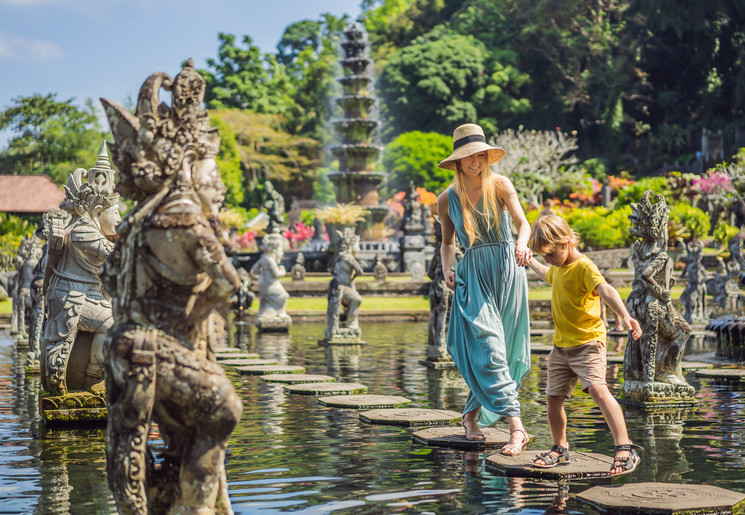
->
[624, 316, 643, 340]
[515, 243, 533, 267]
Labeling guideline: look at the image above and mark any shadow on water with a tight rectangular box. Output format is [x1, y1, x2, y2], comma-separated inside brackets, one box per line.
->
[1, 324, 744, 513]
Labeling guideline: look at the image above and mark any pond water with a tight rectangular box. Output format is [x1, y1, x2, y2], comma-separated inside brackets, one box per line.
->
[1, 322, 744, 514]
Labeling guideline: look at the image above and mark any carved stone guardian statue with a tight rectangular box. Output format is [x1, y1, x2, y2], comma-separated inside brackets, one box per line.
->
[373, 255, 387, 282]
[251, 231, 292, 331]
[623, 191, 696, 408]
[322, 228, 364, 344]
[425, 217, 453, 364]
[291, 252, 306, 281]
[679, 239, 707, 324]
[101, 60, 242, 514]
[12, 235, 44, 346]
[39, 146, 120, 425]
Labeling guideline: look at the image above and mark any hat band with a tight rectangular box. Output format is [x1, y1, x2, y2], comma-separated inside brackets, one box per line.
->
[453, 134, 486, 150]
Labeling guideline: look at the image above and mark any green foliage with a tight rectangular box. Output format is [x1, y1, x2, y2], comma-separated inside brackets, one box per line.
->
[0, 94, 106, 184]
[614, 177, 671, 207]
[668, 202, 711, 242]
[209, 114, 244, 207]
[382, 131, 454, 194]
[564, 206, 631, 250]
[713, 223, 740, 247]
[0, 213, 34, 255]
[311, 167, 336, 204]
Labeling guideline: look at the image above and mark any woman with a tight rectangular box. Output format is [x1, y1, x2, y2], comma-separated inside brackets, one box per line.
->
[436, 123, 532, 455]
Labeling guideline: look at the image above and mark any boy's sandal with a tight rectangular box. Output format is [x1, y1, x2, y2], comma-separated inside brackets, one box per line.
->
[461, 418, 485, 441]
[500, 428, 529, 456]
[610, 443, 642, 476]
[532, 445, 570, 468]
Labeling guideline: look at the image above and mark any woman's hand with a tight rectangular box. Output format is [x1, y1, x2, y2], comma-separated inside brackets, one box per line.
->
[514, 243, 533, 267]
[445, 269, 456, 290]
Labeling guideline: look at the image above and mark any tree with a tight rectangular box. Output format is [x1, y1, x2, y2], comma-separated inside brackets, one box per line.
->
[0, 94, 105, 184]
[382, 131, 454, 194]
[209, 114, 244, 207]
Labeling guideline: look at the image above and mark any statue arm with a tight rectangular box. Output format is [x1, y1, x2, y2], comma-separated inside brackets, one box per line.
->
[641, 253, 671, 302]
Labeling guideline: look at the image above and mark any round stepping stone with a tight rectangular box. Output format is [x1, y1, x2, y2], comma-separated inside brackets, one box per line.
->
[694, 368, 745, 380]
[418, 359, 457, 370]
[412, 425, 516, 450]
[284, 382, 367, 396]
[261, 374, 336, 384]
[578, 482, 745, 514]
[236, 365, 305, 375]
[213, 347, 242, 353]
[605, 354, 625, 364]
[215, 353, 259, 360]
[219, 358, 279, 367]
[317, 394, 412, 409]
[531, 344, 554, 354]
[359, 408, 461, 427]
[485, 450, 613, 479]
[680, 361, 714, 370]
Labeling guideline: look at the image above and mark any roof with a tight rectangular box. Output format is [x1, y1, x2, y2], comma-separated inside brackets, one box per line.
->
[0, 175, 65, 214]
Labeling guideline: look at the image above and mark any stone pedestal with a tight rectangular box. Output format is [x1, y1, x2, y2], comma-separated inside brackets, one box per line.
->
[619, 380, 699, 410]
[39, 391, 107, 426]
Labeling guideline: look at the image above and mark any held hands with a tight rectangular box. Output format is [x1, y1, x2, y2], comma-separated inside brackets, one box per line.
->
[445, 269, 456, 290]
[622, 316, 643, 341]
[514, 244, 533, 267]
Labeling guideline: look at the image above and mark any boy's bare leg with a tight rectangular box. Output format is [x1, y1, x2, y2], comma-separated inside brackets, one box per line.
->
[588, 384, 633, 474]
[534, 395, 568, 466]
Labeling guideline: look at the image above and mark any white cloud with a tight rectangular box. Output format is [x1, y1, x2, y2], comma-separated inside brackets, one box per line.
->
[0, 31, 63, 60]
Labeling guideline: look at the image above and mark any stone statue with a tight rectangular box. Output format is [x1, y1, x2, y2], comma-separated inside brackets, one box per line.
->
[623, 191, 695, 406]
[101, 60, 242, 514]
[679, 240, 707, 325]
[264, 180, 285, 233]
[27, 209, 71, 372]
[402, 181, 423, 229]
[373, 255, 387, 281]
[233, 267, 255, 313]
[426, 217, 452, 362]
[251, 231, 292, 331]
[12, 235, 44, 344]
[41, 146, 119, 399]
[324, 227, 364, 342]
[291, 252, 306, 281]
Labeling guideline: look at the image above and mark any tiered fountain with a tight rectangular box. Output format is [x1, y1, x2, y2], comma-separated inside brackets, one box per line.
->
[328, 21, 388, 226]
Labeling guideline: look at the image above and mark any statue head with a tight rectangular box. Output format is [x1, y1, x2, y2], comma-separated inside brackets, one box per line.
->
[260, 231, 285, 260]
[101, 59, 221, 202]
[338, 227, 360, 255]
[629, 190, 668, 246]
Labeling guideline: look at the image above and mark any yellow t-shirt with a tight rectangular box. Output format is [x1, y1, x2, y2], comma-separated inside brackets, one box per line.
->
[545, 255, 607, 348]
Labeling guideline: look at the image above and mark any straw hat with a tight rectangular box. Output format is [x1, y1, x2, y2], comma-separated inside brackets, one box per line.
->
[437, 123, 505, 171]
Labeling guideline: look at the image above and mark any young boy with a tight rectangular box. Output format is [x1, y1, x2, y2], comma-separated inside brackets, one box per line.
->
[527, 215, 644, 476]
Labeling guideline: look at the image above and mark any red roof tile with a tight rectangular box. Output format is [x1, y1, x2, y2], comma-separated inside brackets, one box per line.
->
[0, 175, 65, 213]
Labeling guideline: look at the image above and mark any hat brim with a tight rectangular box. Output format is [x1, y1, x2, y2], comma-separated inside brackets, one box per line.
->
[437, 142, 506, 170]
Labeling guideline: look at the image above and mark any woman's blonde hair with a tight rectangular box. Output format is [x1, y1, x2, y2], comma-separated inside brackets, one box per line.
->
[528, 215, 581, 254]
[453, 155, 505, 246]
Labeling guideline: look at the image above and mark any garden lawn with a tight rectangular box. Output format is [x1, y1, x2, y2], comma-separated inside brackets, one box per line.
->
[0, 300, 10, 314]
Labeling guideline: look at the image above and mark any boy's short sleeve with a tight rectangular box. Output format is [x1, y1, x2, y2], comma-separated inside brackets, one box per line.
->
[582, 259, 606, 295]
[545, 265, 555, 286]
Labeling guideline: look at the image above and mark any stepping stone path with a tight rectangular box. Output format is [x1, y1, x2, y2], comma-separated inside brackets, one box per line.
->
[219, 358, 279, 367]
[213, 347, 242, 353]
[359, 408, 461, 427]
[694, 368, 745, 381]
[577, 482, 745, 514]
[284, 382, 367, 396]
[236, 365, 306, 375]
[261, 374, 336, 384]
[680, 361, 714, 370]
[418, 359, 457, 370]
[485, 450, 614, 480]
[605, 354, 624, 364]
[317, 394, 412, 409]
[412, 425, 517, 450]
[215, 353, 260, 360]
[531, 344, 554, 354]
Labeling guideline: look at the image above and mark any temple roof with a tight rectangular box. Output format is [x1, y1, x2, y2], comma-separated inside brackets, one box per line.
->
[0, 175, 65, 214]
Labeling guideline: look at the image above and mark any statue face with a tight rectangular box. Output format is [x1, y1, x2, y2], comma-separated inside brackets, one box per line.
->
[99, 204, 121, 236]
[194, 159, 225, 218]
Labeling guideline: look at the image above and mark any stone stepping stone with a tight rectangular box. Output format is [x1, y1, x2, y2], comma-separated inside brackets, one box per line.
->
[215, 353, 260, 360]
[213, 347, 243, 353]
[284, 382, 367, 396]
[680, 361, 714, 370]
[359, 408, 461, 427]
[577, 482, 745, 514]
[694, 368, 745, 381]
[413, 425, 519, 450]
[531, 344, 554, 354]
[418, 359, 457, 370]
[261, 374, 336, 384]
[236, 365, 305, 375]
[606, 354, 625, 364]
[485, 450, 613, 479]
[219, 358, 279, 367]
[317, 394, 412, 409]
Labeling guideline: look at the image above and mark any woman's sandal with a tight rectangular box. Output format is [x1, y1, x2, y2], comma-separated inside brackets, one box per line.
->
[610, 443, 642, 476]
[461, 418, 485, 441]
[500, 428, 529, 456]
[532, 445, 570, 468]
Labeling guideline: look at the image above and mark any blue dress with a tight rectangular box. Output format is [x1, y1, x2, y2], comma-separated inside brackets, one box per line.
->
[447, 188, 531, 425]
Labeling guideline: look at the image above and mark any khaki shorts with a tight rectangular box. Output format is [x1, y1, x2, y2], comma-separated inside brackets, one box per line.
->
[546, 341, 607, 398]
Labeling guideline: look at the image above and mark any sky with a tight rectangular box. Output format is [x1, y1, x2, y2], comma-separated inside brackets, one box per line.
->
[0, 0, 362, 147]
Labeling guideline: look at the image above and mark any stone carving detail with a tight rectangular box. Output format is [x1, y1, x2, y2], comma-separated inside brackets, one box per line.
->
[263, 180, 285, 234]
[426, 218, 452, 362]
[679, 240, 708, 324]
[251, 231, 292, 331]
[101, 60, 242, 514]
[291, 252, 306, 281]
[373, 255, 387, 281]
[12, 235, 44, 344]
[40, 146, 119, 397]
[325, 228, 364, 342]
[623, 191, 696, 406]
[27, 209, 71, 371]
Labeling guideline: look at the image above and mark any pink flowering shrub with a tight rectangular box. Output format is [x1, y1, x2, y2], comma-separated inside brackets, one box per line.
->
[283, 222, 315, 248]
[692, 170, 735, 195]
[234, 230, 259, 251]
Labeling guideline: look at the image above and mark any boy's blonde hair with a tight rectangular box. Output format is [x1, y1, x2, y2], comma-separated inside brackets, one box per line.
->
[528, 215, 581, 254]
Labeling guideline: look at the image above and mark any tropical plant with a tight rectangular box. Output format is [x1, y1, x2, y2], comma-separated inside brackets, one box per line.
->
[313, 203, 370, 225]
[382, 131, 454, 194]
[614, 177, 671, 207]
[713, 223, 740, 247]
[668, 202, 711, 242]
